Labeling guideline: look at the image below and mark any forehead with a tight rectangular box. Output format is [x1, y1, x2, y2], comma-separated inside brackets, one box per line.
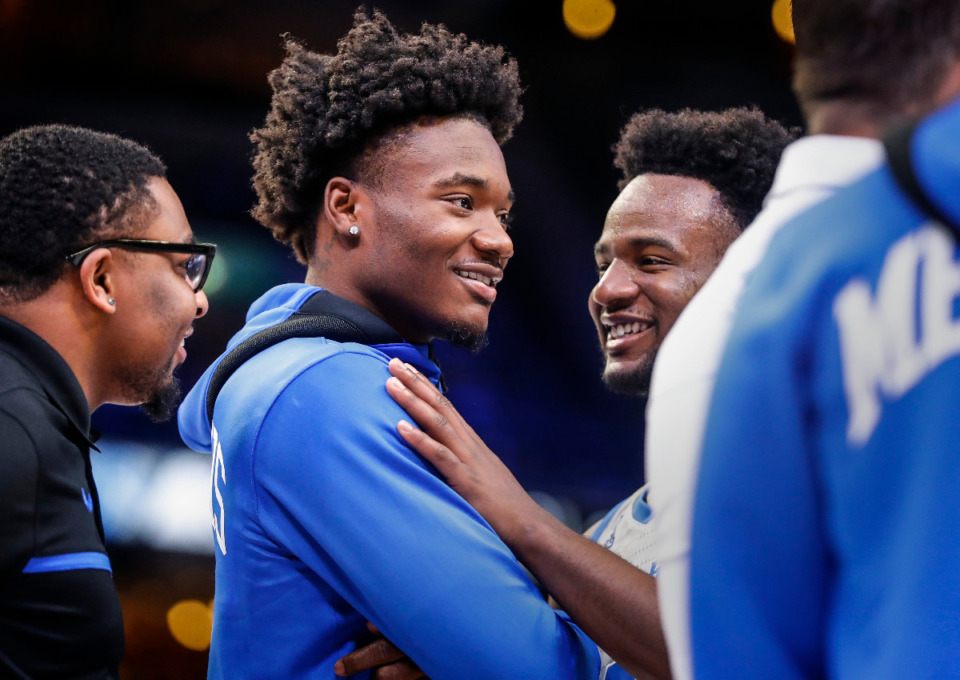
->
[595, 174, 725, 255]
[374, 117, 510, 191]
[142, 177, 194, 242]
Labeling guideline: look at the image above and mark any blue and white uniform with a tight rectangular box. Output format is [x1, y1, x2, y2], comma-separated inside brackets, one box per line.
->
[690, 96, 960, 678]
[178, 283, 600, 680]
[588, 485, 656, 680]
[644, 134, 886, 680]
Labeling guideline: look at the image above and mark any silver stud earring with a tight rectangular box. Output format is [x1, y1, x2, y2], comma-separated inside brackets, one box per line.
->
[348, 225, 359, 236]
[107, 298, 115, 306]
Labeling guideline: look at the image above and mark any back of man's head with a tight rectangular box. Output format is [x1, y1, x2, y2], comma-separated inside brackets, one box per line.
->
[0, 124, 165, 302]
[793, 0, 960, 128]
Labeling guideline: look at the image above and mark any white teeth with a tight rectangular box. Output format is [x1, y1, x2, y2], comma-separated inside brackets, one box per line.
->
[456, 270, 497, 287]
[607, 322, 645, 339]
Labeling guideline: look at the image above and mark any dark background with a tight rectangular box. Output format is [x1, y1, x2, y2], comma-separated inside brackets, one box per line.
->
[0, 1, 801, 676]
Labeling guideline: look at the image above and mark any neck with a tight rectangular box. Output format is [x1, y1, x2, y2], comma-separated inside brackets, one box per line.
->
[805, 101, 888, 139]
[806, 64, 960, 138]
[0, 287, 103, 411]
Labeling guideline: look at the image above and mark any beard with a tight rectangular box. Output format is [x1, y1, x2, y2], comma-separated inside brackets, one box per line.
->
[440, 320, 489, 352]
[601, 356, 654, 397]
[140, 375, 182, 422]
[114, 352, 183, 422]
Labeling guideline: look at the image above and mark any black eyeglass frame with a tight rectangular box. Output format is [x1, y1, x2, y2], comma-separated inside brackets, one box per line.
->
[65, 239, 218, 292]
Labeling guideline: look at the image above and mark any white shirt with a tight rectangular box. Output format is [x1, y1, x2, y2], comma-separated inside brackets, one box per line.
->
[644, 135, 886, 680]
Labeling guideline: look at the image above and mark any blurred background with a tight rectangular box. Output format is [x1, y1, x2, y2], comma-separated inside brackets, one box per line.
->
[1, 0, 800, 676]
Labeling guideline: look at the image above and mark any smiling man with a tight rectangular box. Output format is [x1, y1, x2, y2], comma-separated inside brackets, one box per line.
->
[176, 10, 610, 680]
[0, 124, 212, 678]
[591, 176, 739, 397]
[590, 109, 791, 400]
[335, 107, 794, 680]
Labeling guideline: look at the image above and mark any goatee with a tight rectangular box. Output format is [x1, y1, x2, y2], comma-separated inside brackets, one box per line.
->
[141, 376, 182, 422]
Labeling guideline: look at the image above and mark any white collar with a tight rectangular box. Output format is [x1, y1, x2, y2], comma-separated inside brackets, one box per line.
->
[765, 134, 885, 205]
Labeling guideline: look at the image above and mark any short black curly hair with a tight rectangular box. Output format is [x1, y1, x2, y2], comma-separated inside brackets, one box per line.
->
[0, 124, 166, 302]
[251, 7, 524, 263]
[613, 107, 797, 230]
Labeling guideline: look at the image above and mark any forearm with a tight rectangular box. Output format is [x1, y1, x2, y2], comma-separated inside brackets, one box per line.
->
[508, 503, 671, 680]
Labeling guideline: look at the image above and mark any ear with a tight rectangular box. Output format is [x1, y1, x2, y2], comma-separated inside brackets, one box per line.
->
[78, 248, 118, 314]
[323, 177, 367, 240]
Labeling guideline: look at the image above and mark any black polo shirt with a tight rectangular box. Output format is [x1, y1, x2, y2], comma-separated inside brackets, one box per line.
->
[0, 316, 123, 678]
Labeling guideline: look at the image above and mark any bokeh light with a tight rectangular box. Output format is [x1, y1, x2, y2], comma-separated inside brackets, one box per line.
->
[772, 0, 795, 44]
[167, 600, 213, 651]
[563, 0, 616, 40]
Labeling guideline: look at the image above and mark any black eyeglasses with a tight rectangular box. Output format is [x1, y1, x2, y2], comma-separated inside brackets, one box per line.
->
[65, 239, 218, 292]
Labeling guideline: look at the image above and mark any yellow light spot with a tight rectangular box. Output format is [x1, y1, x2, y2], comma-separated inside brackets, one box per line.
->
[772, 0, 795, 44]
[167, 599, 213, 651]
[563, 0, 616, 40]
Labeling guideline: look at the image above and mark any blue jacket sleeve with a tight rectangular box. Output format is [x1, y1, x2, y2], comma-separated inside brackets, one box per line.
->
[250, 350, 600, 680]
[688, 277, 829, 680]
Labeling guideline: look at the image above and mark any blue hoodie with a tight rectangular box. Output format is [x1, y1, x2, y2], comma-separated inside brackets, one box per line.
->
[690, 97, 960, 679]
[179, 284, 600, 680]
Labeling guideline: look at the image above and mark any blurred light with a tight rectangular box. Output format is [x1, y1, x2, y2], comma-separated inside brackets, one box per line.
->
[203, 251, 228, 298]
[0, 0, 27, 24]
[530, 490, 584, 530]
[91, 439, 215, 554]
[563, 0, 616, 40]
[167, 599, 213, 651]
[772, 0, 795, 44]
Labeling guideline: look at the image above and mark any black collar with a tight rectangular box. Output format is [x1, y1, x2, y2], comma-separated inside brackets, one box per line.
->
[0, 315, 96, 446]
[294, 289, 406, 344]
[298, 290, 447, 391]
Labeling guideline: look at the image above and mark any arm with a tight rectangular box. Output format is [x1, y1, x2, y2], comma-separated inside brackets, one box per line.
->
[385, 359, 671, 680]
[335, 622, 426, 680]
[0, 407, 38, 577]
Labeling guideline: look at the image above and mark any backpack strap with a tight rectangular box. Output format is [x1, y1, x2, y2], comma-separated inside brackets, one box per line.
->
[205, 290, 404, 424]
[883, 121, 960, 239]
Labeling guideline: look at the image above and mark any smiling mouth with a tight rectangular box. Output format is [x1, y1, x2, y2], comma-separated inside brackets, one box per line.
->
[604, 321, 652, 341]
[454, 268, 501, 288]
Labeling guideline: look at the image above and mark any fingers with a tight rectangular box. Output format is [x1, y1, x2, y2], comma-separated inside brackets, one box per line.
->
[386, 377, 460, 446]
[396, 419, 463, 473]
[373, 659, 428, 680]
[387, 359, 466, 430]
[386, 377, 447, 437]
[335, 638, 408, 676]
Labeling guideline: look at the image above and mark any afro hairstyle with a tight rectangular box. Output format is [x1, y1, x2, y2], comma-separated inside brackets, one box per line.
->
[0, 124, 166, 302]
[613, 107, 798, 230]
[250, 7, 524, 263]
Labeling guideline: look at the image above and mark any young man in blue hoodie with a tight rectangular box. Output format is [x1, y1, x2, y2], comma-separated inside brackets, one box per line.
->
[178, 9, 606, 680]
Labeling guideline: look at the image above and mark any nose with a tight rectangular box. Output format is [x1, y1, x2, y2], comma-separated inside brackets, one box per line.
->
[591, 259, 639, 310]
[195, 289, 210, 318]
[471, 216, 514, 267]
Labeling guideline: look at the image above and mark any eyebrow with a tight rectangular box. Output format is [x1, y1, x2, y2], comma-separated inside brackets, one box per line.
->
[434, 172, 516, 203]
[594, 235, 679, 256]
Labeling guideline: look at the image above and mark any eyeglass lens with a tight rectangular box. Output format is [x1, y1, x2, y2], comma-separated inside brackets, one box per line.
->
[186, 254, 206, 291]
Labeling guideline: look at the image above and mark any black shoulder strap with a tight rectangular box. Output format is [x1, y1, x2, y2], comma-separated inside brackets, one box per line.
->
[883, 122, 960, 239]
[204, 290, 403, 424]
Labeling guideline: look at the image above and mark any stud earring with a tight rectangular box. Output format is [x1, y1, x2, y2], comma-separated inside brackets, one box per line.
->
[107, 298, 115, 306]
[348, 225, 359, 236]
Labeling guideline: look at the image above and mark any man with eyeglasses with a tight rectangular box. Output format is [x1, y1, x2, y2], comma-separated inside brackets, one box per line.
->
[0, 124, 213, 678]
